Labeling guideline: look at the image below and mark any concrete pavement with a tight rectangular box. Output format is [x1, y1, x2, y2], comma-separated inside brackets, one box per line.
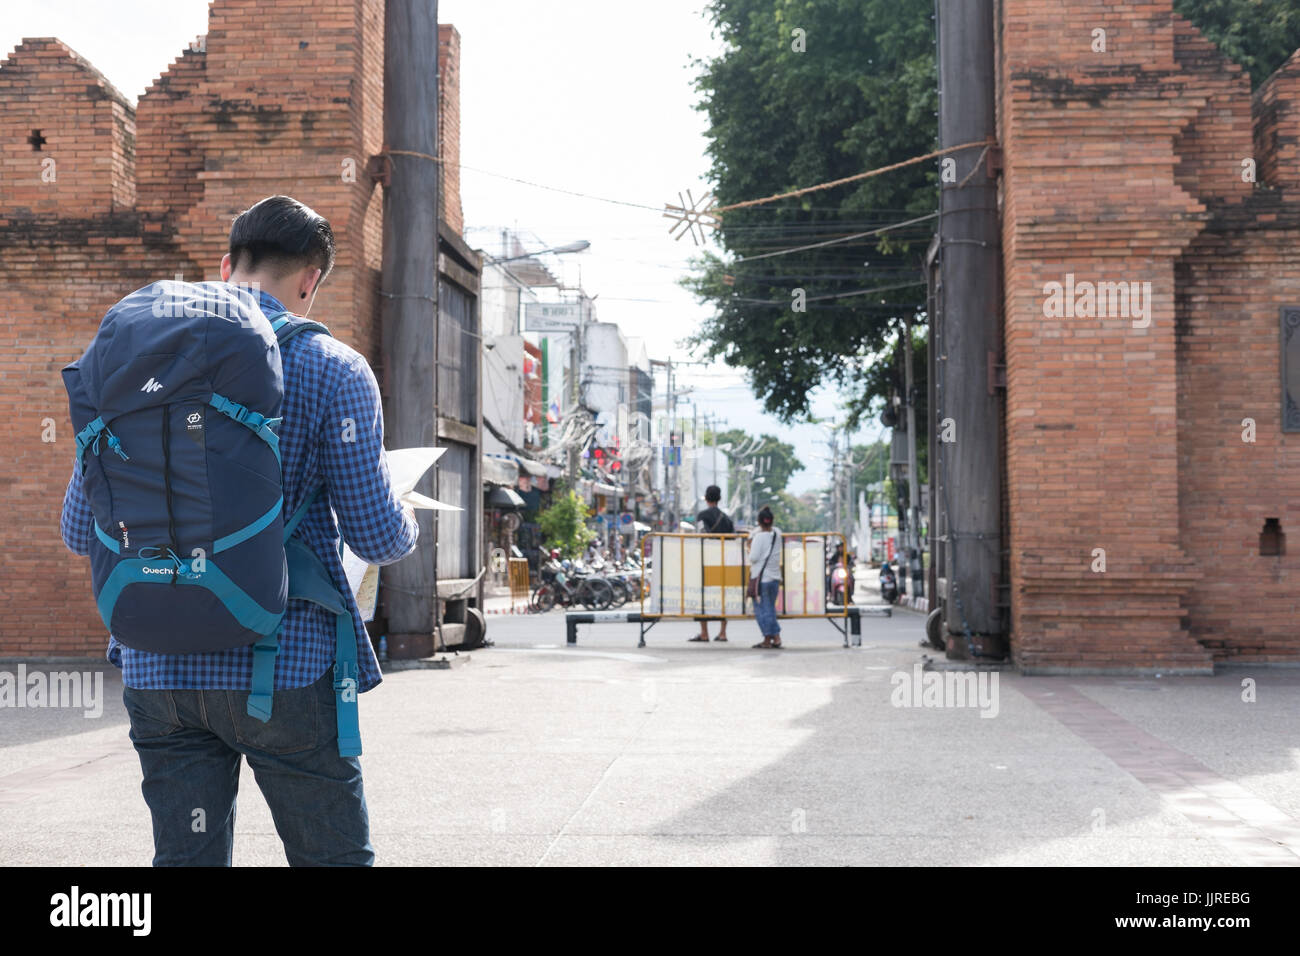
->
[2, 608, 1298, 866]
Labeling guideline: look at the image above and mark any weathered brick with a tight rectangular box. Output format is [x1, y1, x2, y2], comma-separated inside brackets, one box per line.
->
[0, 2, 463, 657]
[999, 1, 1300, 669]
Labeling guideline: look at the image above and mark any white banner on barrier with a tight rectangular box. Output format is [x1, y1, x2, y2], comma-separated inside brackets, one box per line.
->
[645, 533, 837, 618]
[779, 535, 826, 615]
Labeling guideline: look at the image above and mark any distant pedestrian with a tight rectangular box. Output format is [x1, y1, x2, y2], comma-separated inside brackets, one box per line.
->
[691, 485, 735, 643]
[749, 506, 783, 649]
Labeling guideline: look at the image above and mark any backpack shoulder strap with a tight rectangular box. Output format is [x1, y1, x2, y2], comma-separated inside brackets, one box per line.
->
[245, 312, 355, 754]
[283, 484, 323, 542]
[268, 311, 333, 346]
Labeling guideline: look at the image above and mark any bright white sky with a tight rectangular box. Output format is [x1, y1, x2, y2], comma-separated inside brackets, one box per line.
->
[2, 0, 890, 493]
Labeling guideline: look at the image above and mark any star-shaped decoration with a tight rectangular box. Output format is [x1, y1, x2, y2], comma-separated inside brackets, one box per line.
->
[663, 189, 719, 244]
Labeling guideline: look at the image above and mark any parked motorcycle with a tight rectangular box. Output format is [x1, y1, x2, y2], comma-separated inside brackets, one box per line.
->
[531, 560, 615, 612]
[879, 562, 899, 604]
[830, 561, 853, 605]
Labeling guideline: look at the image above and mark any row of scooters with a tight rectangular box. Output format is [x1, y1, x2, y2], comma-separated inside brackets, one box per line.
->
[530, 553, 647, 612]
[531, 554, 905, 610]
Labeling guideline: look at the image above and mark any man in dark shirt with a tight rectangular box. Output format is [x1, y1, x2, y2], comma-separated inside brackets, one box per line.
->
[691, 485, 735, 642]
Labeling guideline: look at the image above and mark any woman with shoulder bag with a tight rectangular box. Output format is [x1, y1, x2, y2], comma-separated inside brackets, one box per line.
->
[747, 506, 783, 649]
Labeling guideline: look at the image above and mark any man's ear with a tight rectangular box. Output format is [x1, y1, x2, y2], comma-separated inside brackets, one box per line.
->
[220, 254, 232, 281]
[302, 267, 322, 299]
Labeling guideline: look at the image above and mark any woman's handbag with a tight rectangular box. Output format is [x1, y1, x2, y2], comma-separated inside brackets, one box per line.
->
[747, 530, 777, 600]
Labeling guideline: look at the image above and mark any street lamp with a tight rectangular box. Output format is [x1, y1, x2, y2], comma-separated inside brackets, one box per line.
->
[488, 240, 590, 265]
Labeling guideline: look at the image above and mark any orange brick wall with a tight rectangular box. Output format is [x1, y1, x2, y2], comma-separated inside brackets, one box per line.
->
[438, 24, 462, 235]
[998, 0, 1300, 670]
[0, 2, 460, 658]
[1253, 49, 1300, 190]
[0, 39, 136, 216]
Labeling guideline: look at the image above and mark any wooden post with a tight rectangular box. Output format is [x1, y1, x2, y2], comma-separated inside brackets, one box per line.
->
[936, 0, 1004, 658]
[381, 0, 440, 658]
[925, 236, 940, 616]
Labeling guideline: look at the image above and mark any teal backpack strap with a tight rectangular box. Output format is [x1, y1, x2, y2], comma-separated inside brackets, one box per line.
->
[333, 603, 362, 758]
[247, 482, 363, 758]
[283, 535, 363, 758]
[246, 484, 323, 723]
[245, 484, 321, 723]
[270, 312, 332, 347]
[283, 484, 323, 541]
[246, 632, 279, 722]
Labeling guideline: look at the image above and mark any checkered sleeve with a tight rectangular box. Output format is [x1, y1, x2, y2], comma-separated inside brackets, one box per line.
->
[60, 464, 92, 557]
[321, 354, 419, 566]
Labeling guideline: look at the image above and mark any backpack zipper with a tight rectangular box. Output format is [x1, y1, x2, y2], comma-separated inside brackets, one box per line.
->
[161, 405, 179, 586]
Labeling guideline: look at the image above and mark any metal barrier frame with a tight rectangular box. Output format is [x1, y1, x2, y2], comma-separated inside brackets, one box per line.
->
[564, 604, 889, 648]
[636, 531, 852, 645]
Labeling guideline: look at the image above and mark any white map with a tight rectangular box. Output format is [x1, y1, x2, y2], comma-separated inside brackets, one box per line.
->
[340, 447, 459, 620]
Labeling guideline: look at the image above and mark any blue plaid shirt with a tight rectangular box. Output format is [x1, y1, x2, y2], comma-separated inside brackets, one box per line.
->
[60, 289, 419, 693]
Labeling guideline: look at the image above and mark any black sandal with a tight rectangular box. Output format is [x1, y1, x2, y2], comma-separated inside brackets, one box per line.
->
[752, 637, 773, 648]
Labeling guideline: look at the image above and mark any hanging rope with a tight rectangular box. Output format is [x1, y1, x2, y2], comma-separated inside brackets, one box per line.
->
[710, 138, 997, 215]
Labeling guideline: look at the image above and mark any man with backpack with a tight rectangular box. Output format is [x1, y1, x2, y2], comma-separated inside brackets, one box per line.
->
[690, 484, 735, 643]
[59, 195, 418, 866]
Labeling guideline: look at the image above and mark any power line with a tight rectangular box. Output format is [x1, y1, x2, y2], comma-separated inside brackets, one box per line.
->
[730, 279, 925, 306]
[733, 213, 938, 263]
[712, 139, 994, 214]
[457, 162, 663, 211]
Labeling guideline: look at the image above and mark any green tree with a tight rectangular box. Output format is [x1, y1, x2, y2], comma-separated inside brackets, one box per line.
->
[703, 427, 805, 495]
[770, 489, 821, 531]
[536, 485, 596, 558]
[686, 0, 1300, 430]
[850, 440, 890, 492]
[850, 325, 927, 477]
[1174, 0, 1300, 89]
[685, 0, 937, 426]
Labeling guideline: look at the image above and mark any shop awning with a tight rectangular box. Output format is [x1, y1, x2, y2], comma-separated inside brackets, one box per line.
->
[515, 456, 549, 477]
[482, 454, 519, 485]
[486, 485, 526, 509]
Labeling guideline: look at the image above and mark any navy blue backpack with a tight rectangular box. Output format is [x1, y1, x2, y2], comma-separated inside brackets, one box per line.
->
[62, 280, 361, 756]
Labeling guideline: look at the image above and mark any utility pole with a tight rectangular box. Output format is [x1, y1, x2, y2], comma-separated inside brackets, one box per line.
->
[566, 293, 585, 485]
[649, 357, 677, 529]
[847, 433, 857, 552]
[904, 314, 922, 598]
[666, 358, 674, 529]
[381, 0, 439, 658]
[936, 0, 1002, 657]
[843, 429, 852, 546]
[832, 433, 840, 541]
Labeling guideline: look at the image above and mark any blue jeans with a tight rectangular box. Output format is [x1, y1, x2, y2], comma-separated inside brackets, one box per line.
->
[755, 579, 782, 638]
[122, 669, 372, 866]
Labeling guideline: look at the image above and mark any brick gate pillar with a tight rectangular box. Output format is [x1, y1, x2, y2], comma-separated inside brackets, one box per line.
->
[998, 0, 1215, 672]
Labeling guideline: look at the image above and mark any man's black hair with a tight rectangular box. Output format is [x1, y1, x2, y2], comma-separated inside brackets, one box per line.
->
[705, 484, 721, 503]
[228, 195, 335, 283]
